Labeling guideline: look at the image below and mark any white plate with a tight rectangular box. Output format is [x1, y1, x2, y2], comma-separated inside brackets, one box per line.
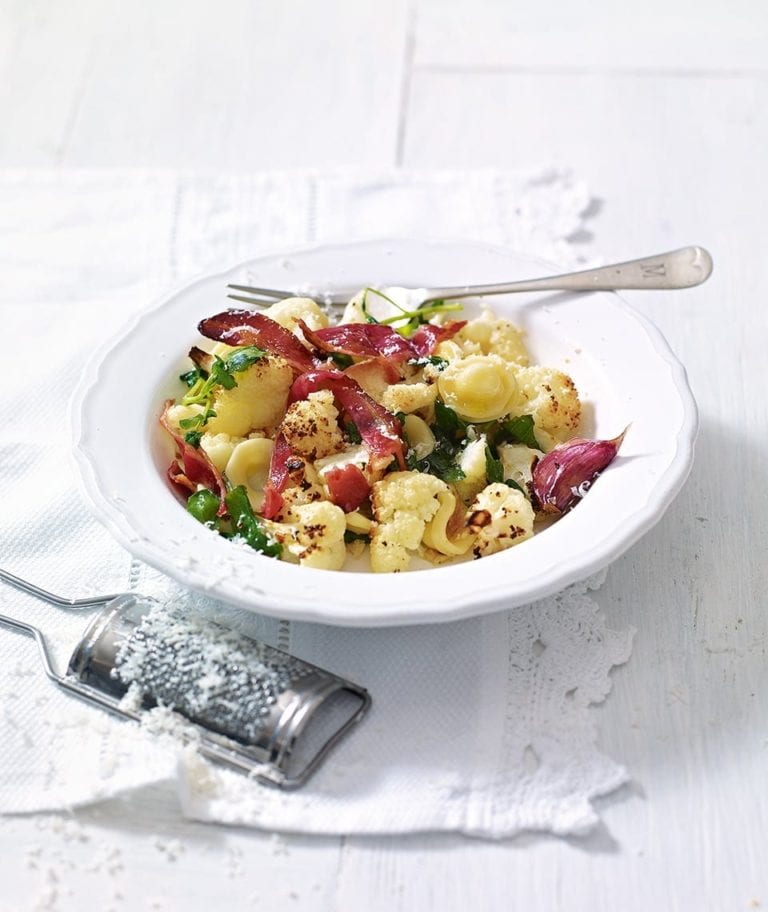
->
[72, 238, 697, 627]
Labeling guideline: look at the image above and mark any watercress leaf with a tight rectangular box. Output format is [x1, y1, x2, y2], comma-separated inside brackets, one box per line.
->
[330, 352, 354, 369]
[344, 420, 362, 444]
[442, 464, 466, 483]
[225, 485, 282, 558]
[407, 355, 449, 371]
[505, 478, 526, 494]
[210, 357, 237, 390]
[180, 368, 202, 388]
[225, 345, 266, 373]
[184, 430, 203, 448]
[344, 530, 370, 544]
[187, 489, 219, 525]
[179, 414, 204, 429]
[498, 414, 541, 450]
[434, 400, 465, 437]
[485, 445, 504, 484]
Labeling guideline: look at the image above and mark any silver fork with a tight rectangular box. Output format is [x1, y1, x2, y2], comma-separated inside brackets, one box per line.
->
[227, 245, 713, 309]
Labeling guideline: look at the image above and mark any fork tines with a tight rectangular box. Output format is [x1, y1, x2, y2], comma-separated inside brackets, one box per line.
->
[227, 293, 275, 307]
[227, 284, 292, 299]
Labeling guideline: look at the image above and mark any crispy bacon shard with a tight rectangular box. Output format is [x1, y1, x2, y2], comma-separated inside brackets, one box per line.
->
[167, 465, 196, 495]
[409, 320, 467, 357]
[325, 464, 371, 513]
[160, 402, 228, 513]
[261, 432, 292, 520]
[298, 320, 415, 363]
[290, 369, 405, 469]
[198, 309, 318, 374]
[298, 318, 467, 363]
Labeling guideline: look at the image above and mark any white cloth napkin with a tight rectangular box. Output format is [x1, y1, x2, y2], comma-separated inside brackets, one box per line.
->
[0, 168, 634, 837]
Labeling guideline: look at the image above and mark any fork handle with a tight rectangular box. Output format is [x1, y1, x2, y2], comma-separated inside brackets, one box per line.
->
[426, 246, 713, 300]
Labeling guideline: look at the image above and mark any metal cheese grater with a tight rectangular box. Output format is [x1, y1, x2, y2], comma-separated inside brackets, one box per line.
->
[0, 568, 370, 789]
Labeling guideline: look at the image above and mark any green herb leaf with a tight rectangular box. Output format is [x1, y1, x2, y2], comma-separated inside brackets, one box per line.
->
[225, 345, 265, 373]
[187, 489, 220, 525]
[407, 355, 449, 371]
[330, 352, 354, 369]
[210, 357, 237, 390]
[434, 400, 467, 437]
[344, 530, 370, 544]
[411, 442, 466, 484]
[496, 414, 541, 450]
[180, 368, 203, 388]
[184, 430, 203, 448]
[225, 486, 282, 558]
[505, 478, 526, 494]
[344, 420, 362, 444]
[441, 464, 467, 483]
[485, 445, 504, 484]
[406, 400, 470, 483]
[360, 289, 380, 324]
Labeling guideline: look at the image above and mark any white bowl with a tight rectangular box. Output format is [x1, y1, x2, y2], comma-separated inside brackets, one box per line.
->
[72, 238, 697, 627]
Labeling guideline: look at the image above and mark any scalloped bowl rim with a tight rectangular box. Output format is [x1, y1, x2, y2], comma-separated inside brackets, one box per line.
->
[71, 237, 698, 627]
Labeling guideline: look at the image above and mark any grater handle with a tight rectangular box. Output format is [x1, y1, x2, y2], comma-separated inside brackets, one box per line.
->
[0, 566, 125, 609]
[0, 611, 62, 683]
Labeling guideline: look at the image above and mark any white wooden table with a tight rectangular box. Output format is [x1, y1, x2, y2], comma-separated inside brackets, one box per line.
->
[1, 1, 766, 909]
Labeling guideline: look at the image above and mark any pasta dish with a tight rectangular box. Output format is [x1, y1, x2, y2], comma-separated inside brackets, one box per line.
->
[160, 290, 622, 572]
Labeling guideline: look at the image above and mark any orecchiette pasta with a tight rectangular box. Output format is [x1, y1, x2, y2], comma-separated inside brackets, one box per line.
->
[224, 437, 274, 511]
[437, 354, 518, 422]
[200, 431, 243, 473]
[403, 415, 435, 459]
[423, 490, 473, 556]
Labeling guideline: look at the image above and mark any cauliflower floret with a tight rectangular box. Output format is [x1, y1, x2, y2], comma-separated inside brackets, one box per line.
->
[513, 367, 581, 446]
[288, 501, 347, 570]
[206, 355, 293, 437]
[381, 381, 437, 416]
[281, 390, 345, 459]
[456, 310, 529, 366]
[275, 458, 326, 520]
[263, 296, 329, 334]
[164, 402, 204, 429]
[468, 483, 534, 558]
[432, 339, 465, 363]
[370, 471, 448, 572]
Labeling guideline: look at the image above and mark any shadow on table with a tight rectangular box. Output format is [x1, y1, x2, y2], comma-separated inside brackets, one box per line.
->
[589, 414, 768, 814]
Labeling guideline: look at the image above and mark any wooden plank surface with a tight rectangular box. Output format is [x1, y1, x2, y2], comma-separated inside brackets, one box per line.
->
[0, 0, 409, 168]
[0, 0, 766, 909]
